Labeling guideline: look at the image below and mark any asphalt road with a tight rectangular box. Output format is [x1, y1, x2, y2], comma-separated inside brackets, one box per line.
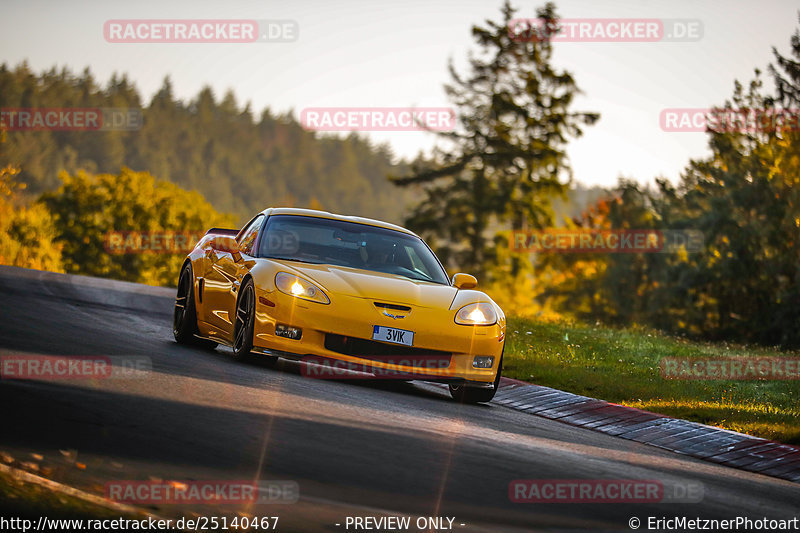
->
[0, 266, 798, 532]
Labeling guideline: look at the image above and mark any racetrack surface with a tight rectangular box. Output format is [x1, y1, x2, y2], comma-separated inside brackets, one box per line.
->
[1, 265, 798, 532]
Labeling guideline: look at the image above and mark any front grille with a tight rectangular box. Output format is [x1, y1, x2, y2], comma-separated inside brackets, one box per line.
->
[324, 333, 451, 368]
[373, 302, 412, 312]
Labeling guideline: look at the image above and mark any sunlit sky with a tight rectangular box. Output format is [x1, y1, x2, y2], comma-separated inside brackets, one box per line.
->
[2, 0, 798, 187]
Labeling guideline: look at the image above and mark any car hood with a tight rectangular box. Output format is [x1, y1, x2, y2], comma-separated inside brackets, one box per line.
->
[271, 260, 458, 309]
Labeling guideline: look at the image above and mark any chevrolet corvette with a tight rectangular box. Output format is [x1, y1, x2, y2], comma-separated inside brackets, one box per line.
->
[173, 208, 505, 403]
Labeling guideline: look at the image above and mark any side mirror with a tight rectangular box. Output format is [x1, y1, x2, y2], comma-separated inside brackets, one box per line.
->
[211, 235, 242, 262]
[452, 273, 478, 290]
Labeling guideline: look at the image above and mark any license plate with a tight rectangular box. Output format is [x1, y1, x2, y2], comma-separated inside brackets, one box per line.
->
[372, 325, 414, 347]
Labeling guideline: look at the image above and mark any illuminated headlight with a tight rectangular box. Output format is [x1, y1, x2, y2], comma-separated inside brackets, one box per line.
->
[275, 272, 330, 304]
[454, 302, 497, 325]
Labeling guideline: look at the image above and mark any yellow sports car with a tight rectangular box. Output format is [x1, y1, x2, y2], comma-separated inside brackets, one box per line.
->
[173, 208, 505, 403]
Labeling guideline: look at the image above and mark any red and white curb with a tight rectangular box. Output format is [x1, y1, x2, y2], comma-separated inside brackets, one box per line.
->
[494, 377, 800, 483]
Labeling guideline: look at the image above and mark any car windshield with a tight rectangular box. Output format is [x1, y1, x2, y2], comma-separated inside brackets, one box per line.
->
[259, 214, 450, 285]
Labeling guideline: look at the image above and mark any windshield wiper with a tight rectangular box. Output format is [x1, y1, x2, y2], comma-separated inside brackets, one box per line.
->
[394, 273, 444, 284]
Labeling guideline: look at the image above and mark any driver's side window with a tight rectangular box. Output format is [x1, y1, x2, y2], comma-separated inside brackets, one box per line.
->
[237, 215, 264, 256]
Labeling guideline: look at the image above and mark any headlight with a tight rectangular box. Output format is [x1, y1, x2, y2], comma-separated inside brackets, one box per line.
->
[455, 302, 497, 325]
[275, 272, 330, 304]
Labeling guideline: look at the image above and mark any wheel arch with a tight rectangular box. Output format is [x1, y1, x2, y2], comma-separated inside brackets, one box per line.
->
[236, 272, 256, 310]
[180, 257, 201, 303]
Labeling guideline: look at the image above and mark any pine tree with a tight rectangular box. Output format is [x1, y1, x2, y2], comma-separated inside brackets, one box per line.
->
[392, 1, 598, 281]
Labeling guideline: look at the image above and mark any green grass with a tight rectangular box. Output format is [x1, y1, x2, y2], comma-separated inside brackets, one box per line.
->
[503, 317, 800, 444]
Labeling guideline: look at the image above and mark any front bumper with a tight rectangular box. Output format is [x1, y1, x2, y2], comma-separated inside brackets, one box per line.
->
[251, 288, 504, 383]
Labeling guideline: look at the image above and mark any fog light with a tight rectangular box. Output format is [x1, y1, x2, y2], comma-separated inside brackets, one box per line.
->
[276, 324, 302, 340]
[472, 356, 494, 368]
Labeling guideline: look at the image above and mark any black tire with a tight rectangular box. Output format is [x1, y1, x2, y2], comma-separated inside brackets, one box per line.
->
[232, 279, 256, 361]
[173, 263, 217, 349]
[232, 279, 278, 367]
[449, 350, 503, 404]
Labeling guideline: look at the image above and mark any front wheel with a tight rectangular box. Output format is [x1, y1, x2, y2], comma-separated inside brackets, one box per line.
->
[232, 279, 257, 361]
[449, 352, 503, 404]
[231, 279, 277, 368]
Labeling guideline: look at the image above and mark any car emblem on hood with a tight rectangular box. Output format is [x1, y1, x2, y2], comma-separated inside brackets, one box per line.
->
[382, 310, 405, 319]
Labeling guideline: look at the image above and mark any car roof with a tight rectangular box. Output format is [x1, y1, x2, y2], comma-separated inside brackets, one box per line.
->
[258, 207, 418, 237]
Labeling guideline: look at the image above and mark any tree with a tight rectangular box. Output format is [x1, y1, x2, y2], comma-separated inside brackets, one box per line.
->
[536, 181, 662, 324]
[0, 131, 64, 272]
[41, 168, 236, 287]
[0, 62, 415, 224]
[392, 1, 598, 282]
[537, 68, 800, 347]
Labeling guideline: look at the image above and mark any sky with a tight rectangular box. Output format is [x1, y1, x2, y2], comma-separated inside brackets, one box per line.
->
[2, 0, 798, 188]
